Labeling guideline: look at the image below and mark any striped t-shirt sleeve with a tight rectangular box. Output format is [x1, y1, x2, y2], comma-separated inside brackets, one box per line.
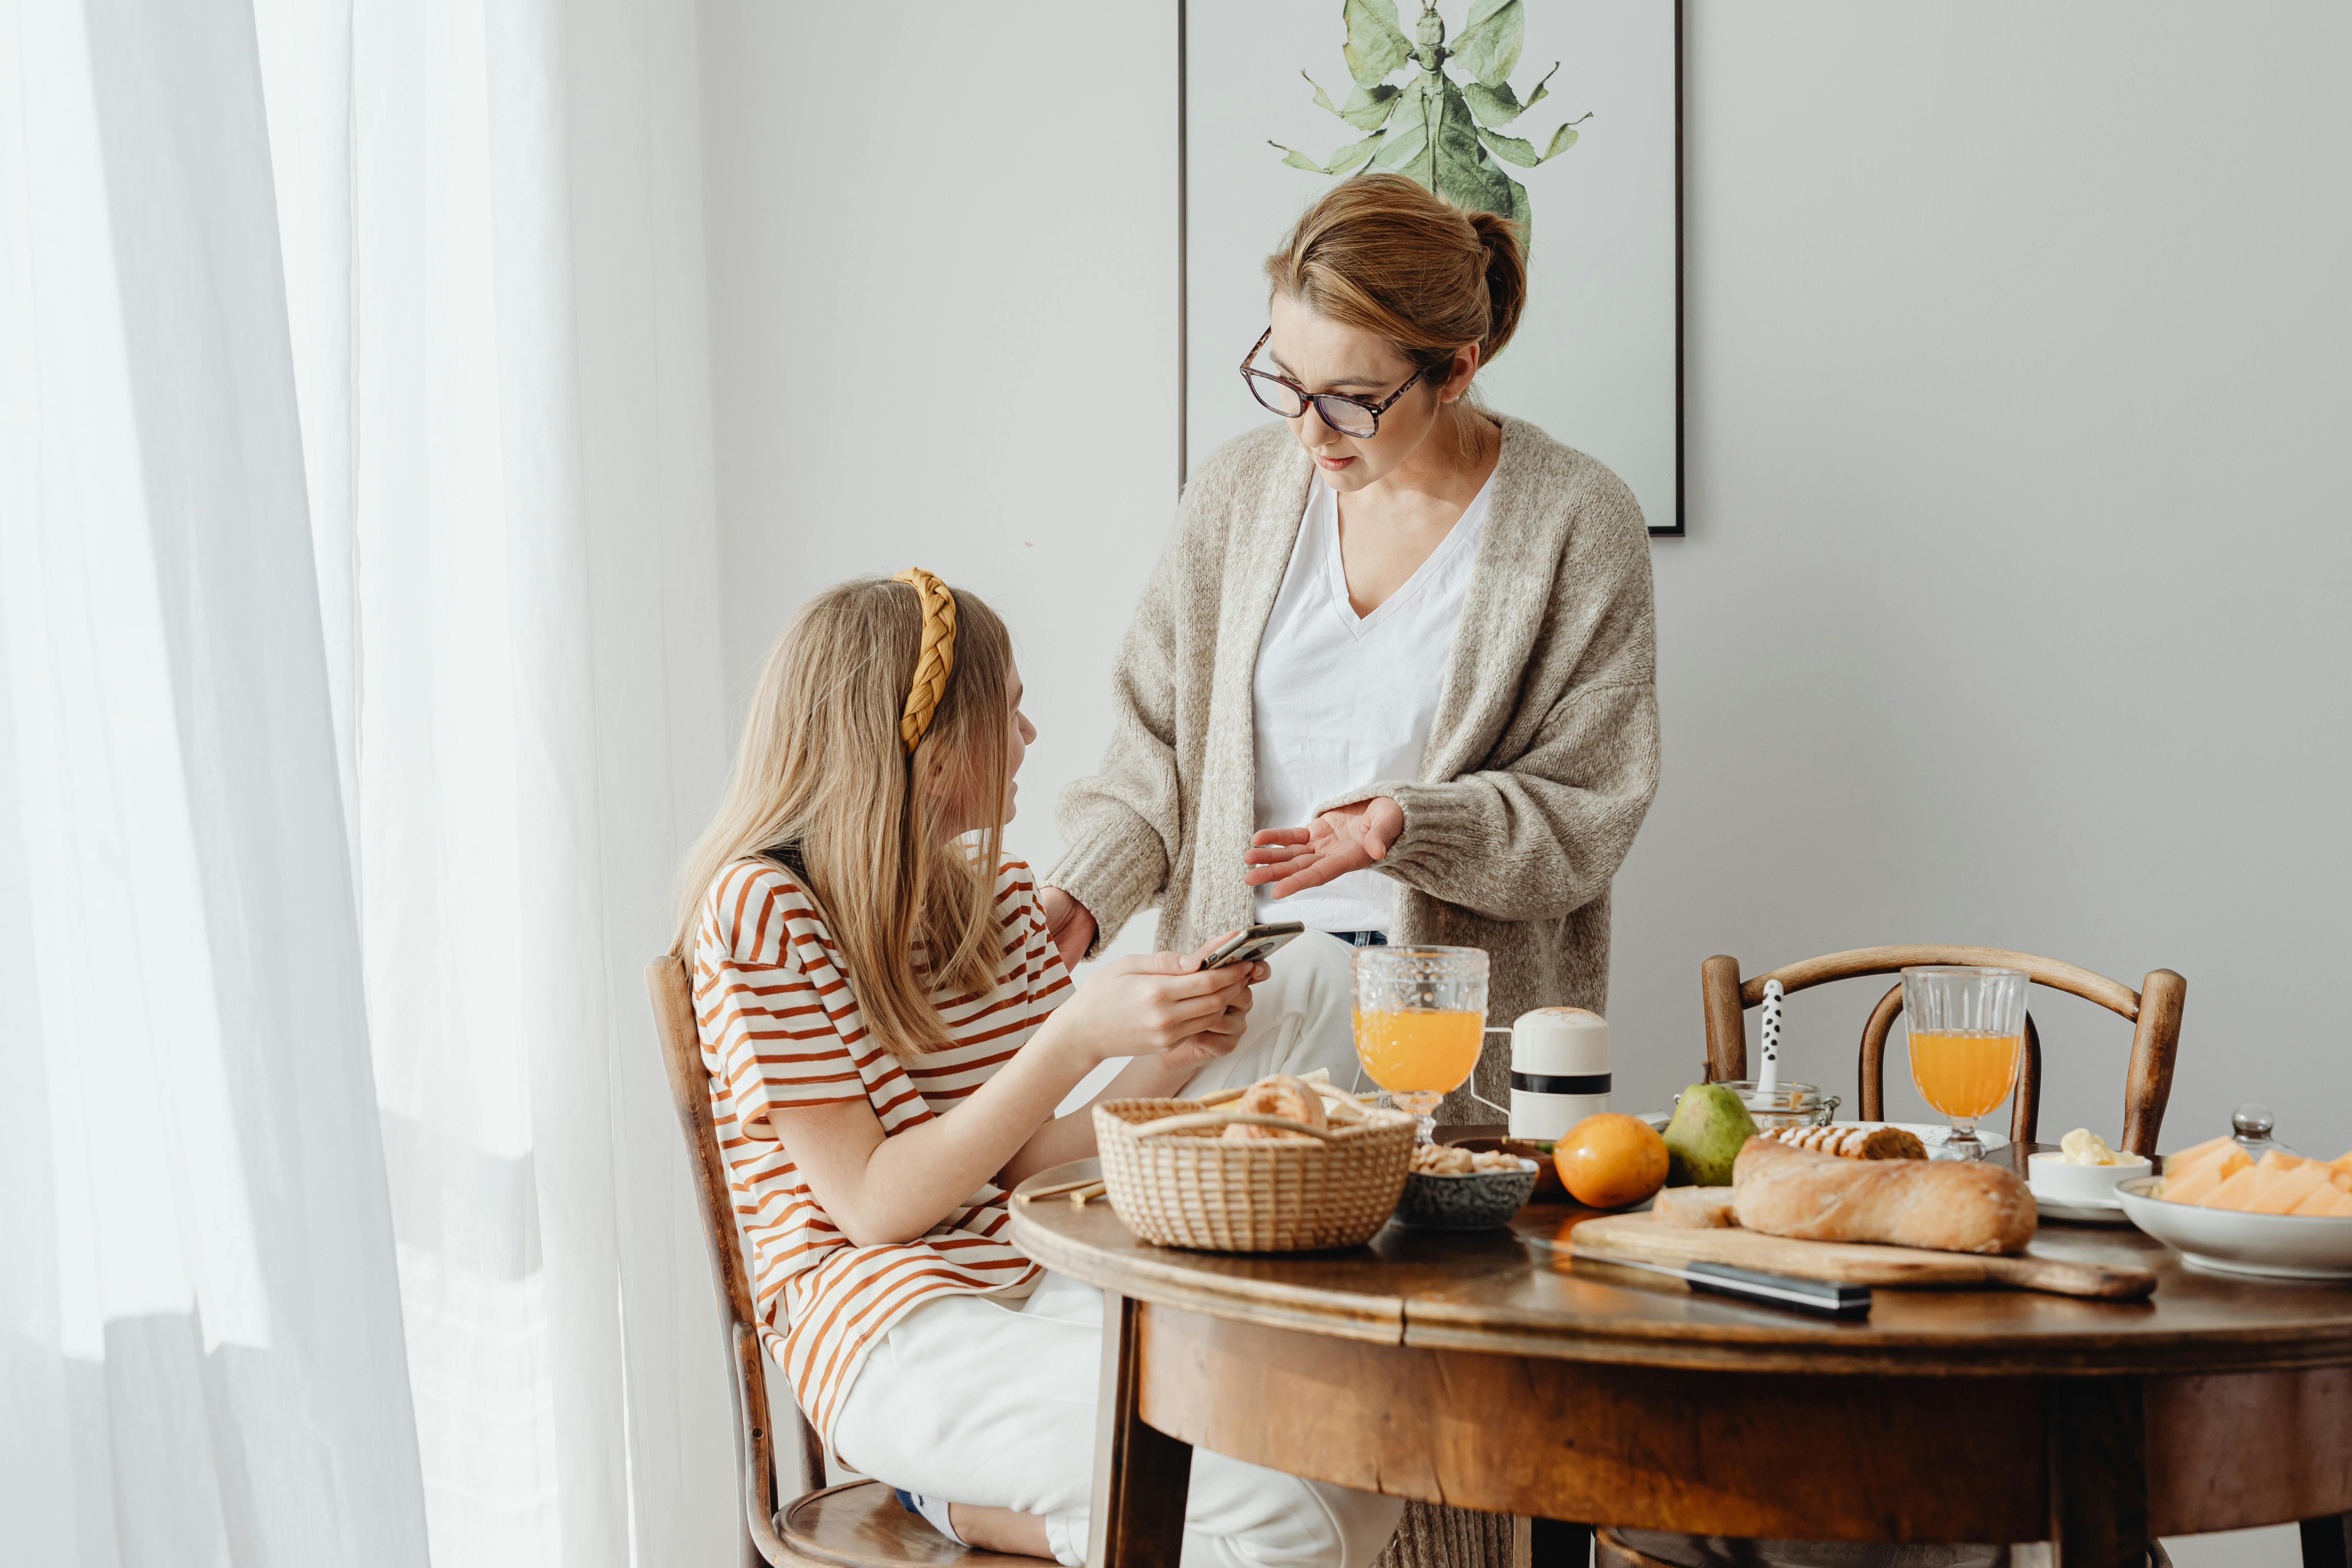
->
[700, 863, 871, 1116]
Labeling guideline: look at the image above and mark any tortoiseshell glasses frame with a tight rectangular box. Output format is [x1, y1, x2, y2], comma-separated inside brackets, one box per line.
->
[1238, 327, 1431, 439]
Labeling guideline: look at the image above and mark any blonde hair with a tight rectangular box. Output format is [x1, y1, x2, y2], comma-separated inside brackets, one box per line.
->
[1264, 172, 1528, 387]
[672, 576, 1015, 1056]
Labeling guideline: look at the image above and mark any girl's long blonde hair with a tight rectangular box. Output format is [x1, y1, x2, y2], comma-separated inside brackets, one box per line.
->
[672, 576, 1015, 1055]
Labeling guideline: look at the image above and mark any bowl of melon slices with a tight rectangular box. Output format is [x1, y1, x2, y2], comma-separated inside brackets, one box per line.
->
[2115, 1133, 2352, 1280]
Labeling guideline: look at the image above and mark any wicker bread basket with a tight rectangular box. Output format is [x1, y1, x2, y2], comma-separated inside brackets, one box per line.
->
[1092, 1096, 1417, 1252]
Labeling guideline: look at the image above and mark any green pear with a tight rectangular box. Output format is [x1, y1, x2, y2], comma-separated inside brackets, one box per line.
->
[1662, 1083, 1759, 1187]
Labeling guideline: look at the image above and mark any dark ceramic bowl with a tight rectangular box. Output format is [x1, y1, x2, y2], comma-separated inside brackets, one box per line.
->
[1445, 1137, 1566, 1202]
[1392, 1159, 1541, 1230]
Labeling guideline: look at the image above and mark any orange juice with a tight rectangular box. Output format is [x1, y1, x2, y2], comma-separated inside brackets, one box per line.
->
[1908, 1030, 2022, 1120]
[1353, 1008, 1483, 1095]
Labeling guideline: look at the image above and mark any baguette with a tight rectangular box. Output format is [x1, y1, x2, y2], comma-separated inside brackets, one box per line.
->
[1757, 1124, 1929, 1161]
[1731, 1137, 2037, 1255]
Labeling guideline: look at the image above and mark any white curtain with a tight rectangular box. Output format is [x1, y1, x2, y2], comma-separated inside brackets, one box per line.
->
[1, 0, 736, 1563]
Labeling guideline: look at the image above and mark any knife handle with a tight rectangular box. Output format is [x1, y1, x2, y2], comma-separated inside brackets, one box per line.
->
[1686, 1261, 1873, 1320]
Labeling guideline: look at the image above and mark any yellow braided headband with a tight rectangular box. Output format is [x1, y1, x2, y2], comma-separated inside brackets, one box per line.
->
[892, 567, 958, 754]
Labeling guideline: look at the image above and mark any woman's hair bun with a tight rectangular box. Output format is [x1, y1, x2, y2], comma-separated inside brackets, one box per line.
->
[1264, 172, 1535, 381]
[1465, 208, 1528, 364]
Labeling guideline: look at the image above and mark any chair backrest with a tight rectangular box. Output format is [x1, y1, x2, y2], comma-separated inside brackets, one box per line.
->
[1698, 945, 2186, 1156]
[645, 955, 822, 1568]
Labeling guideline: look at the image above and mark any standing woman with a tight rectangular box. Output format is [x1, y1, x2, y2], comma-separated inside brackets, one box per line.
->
[1040, 173, 1660, 1113]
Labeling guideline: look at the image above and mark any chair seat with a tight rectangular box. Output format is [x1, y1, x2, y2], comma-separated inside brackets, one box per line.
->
[779, 1480, 1040, 1567]
[1597, 1528, 2173, 1568]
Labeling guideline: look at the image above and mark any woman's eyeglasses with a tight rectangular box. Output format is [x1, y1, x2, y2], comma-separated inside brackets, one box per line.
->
[1238, 328, 1428, 439]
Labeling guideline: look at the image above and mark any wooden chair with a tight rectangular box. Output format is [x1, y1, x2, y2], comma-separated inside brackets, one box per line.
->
[646, 956, 1028, 1567]
[1599, 947, 2189, 1568]
[1699, 945, 2186, 1156]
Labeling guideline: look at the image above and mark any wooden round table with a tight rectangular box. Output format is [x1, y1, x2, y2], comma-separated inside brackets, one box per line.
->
[1009, 1144, 2352, 1568]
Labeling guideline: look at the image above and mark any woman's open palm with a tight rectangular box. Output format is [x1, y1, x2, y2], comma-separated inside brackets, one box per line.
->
[1243, 796, 1404, 899]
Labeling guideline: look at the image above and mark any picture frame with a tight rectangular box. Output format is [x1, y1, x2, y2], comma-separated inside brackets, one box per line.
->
[1178, 0, 1685, 537]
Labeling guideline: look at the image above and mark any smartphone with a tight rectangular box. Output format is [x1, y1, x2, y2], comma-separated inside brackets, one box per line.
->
[1201, 921, 1305, 970]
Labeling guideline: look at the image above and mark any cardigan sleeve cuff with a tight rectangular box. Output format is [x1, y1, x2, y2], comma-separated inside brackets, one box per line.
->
[1309, 779, 1474, 887]
[1042, 817, 1168, 960]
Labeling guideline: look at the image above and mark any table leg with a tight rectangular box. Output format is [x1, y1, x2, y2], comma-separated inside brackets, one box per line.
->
[1091, 1290, 1192, 1568]
[1529, 1517, 1593, 1566]
[2302, 1512, 2352, 1568]
[2042, 1376, 2150, 1568]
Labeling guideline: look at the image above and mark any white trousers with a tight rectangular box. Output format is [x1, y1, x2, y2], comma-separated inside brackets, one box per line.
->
[830, 934, 1402, 1568]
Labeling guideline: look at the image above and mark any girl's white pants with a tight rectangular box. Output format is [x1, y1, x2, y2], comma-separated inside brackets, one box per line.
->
[829, 933, 1405, 1568]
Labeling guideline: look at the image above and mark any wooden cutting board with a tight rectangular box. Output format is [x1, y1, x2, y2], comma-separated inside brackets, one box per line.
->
[1573, 1212, 2157, 1300]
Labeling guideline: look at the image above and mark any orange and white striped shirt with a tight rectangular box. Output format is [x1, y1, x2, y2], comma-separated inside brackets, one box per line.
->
[692, 854, 1071, 1451]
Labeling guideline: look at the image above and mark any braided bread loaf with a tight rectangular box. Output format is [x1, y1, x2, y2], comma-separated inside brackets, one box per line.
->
[1757, 1124, 1928, 1161]
[1219, 1075, 1329, 1140]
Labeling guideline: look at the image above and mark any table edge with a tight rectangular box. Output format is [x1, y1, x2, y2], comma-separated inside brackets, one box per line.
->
[1012, 1166, 2352, 1377]
[1010, 1207, 1406, 1345]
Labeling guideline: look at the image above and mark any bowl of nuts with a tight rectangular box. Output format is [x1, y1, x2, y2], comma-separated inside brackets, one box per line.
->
[1393, 1144, 1541, 1231]
[1444, 1136, 1566, 1201]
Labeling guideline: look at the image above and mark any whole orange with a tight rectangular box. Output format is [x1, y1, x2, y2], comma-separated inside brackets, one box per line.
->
[1553, 1113, 1670, 1209]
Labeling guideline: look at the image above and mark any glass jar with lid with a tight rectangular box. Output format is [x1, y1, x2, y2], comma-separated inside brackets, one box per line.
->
[1714, 1079, 1841, 1132]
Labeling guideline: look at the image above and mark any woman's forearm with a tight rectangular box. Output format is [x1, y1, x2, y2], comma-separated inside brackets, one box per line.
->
[809, 1028, 1101, 1245]
[1046, 525, 1198, 954]
[789, 958, 1253, 1241]
[996, 1050, 1196, 1186]
[1328, 683, 1662, 921]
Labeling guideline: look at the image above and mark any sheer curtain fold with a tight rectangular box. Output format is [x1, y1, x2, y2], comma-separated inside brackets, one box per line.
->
[1, 1, 427, 1564]
[4, 0, 734, 1563]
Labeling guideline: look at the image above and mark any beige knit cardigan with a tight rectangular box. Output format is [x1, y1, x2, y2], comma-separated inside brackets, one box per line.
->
[1045, 415, 1660, 1111]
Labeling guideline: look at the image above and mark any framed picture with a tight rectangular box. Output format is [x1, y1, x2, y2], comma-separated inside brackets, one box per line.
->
[1181, 0, 1684, 536]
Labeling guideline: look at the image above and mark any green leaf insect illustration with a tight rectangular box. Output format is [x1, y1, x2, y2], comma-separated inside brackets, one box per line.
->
[1272, 0, 1591, 236]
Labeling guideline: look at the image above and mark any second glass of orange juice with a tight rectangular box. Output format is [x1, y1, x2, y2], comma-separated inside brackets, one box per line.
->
[1353, 945, 1488, 1144]
[1901, 965, 2028, 1160]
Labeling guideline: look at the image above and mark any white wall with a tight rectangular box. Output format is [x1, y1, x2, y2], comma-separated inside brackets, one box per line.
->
[700, 8, 2346, 1558]
[698, 0, 1178, 884]
[1613, 2, 2352, 1162]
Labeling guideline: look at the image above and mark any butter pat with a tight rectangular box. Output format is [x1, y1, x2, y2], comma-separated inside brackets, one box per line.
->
[2060, 1128, 2122, 1166]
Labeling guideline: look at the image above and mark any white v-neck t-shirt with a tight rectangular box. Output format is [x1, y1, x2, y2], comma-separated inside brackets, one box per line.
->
[1250, 472, 1494, 933]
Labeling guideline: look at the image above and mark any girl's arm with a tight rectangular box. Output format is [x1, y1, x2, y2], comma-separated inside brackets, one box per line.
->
[764, 953, 1259, 1247]
[993, 969, 1265, 1186]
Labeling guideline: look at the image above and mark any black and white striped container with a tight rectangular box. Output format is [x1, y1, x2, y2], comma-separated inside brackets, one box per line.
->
[1507, 1007, 1610, 1141]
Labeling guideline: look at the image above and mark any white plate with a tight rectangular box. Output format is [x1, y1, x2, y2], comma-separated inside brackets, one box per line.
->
[2033, 1192, 2135, 1227]
[1632, 1115, 2008, 1155]
[2027, 1149, 2153, 1221]
[1770, 1119, 2014, 1155]
[1884, 1120, 2010, 1155]
[2114, 1175, 2352, 1279]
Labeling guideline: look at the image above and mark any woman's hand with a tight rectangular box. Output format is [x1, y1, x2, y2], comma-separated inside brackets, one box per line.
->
[998, 940, 1268, 1186]
[1039, 948, 1262, 1067]
[1038, 886, 1097, 973]
[1243, 796, 1405, 898]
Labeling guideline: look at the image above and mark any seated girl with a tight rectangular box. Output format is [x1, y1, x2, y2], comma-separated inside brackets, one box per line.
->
[675, 571, 1403, 1566]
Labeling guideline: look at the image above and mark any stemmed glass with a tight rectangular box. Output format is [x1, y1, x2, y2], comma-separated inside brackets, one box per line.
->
[1352, 946, 1488, 1145]
[1902, 965, 2028, 1162]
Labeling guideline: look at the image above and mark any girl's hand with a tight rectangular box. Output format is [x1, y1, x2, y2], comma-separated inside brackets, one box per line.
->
[1242, 796, 1405, 898]
[1045, 947, 1264, 1066]
[1038, 886, 1097, 973]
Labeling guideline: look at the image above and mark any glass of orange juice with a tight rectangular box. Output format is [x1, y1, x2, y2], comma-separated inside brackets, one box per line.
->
[1353, 945, 1488, 1144]
[1901, 965, 2028, 1161]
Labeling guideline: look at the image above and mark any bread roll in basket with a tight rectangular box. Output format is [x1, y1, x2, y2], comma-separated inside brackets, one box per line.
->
[1093, 1077, 1417, 1252]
